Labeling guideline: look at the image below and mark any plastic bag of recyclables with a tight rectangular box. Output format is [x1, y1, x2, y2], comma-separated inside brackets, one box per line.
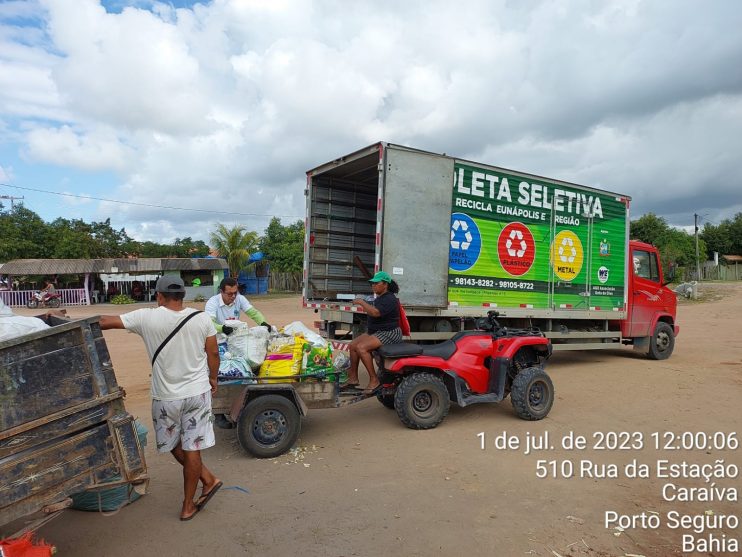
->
[259, 326, 336, 383]
[259, 334, 305, 383]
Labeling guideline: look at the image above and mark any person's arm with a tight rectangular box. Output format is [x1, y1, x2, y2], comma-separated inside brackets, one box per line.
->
[245, 307, 268, 327]
[353, 298, 381, 318]
[205, 335, 219, 394]
[240, 295, 269, 327]
[99, 315, 126, 330]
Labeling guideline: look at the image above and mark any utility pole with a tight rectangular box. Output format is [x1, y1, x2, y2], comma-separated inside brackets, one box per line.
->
[0, 194, 24, 208]
[694, 213, 700, 281]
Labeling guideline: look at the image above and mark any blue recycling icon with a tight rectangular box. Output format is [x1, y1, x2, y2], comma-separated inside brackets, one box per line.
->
[449, 213, 481, 272]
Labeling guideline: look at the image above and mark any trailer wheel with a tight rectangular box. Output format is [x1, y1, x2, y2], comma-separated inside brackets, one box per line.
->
[647, 322, 674, 360]
[511, 367, 554, 421]
[236, 395, 300, 458]
[394, 372, 450, 429]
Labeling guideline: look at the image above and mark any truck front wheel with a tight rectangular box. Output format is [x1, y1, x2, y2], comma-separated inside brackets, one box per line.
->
[394, 372, 450, 429]
[511, 367, 554, 421]
[648, 322, 675, 360]
[236, 395, 300, 458]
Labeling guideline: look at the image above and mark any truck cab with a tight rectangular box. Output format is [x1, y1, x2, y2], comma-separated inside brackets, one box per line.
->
[622, 240, 679, 359]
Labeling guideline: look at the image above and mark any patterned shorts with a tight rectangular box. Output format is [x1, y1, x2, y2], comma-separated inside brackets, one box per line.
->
[152, 391, 215, 453]
[372, 327, 403, 345]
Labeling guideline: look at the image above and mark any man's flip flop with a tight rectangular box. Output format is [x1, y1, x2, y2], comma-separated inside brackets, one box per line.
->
[196, 480, 223, 511]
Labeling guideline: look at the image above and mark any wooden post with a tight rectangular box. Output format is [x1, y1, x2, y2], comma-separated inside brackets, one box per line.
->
[83, 273, 91, 305]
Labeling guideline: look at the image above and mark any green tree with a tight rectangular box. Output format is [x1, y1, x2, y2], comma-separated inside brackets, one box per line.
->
[209, 224, 259, 276]
[630, 213, 705, 273]
[0, 204, 49, 261]
[259, 218, 304, 273]
[700, 221, 732, 258]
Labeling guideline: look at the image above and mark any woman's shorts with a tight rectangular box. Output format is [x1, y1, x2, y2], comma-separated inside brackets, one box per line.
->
[372, 327, 403, 345]
[151, 391, 215, 453]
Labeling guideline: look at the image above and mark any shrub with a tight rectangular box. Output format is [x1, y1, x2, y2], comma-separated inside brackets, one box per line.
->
[111, 294, 136, 305]
[193, 294, 207, 302]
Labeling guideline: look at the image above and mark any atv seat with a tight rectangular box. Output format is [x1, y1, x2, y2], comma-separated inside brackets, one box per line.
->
[378, 340, 458, 360]
[378, 343, 423, 357]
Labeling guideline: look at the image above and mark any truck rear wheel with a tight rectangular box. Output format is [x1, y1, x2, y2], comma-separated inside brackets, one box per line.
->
[237, 395, 300, 458]
[394, 372, 450, 429]
[648, 322, 674, 360]
[511, 367, 554, 421]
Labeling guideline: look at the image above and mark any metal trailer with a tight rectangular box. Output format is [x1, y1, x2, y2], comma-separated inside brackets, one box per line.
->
[0, 316, 148, 531]
[212, 377, 377, 458]
[303, 143, 678, 358]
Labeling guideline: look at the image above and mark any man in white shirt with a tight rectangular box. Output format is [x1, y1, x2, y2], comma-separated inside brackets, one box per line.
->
[205, 277, 271, 336]
[100, 276, 222, 521]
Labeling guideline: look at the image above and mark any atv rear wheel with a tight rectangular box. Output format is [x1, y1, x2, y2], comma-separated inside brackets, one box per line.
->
[511, 367, 554, 421]
[394, 372, 450, 429]
[377, 392, 396, 409]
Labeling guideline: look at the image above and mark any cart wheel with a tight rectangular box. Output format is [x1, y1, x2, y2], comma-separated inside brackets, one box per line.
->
[237, 395, 300, 458]
[510, 367, 554, 421]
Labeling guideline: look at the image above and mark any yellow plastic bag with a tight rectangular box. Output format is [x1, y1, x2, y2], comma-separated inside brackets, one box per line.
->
[259, 335, 304, 382]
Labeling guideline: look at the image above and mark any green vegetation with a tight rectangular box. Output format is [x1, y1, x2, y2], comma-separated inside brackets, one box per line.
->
[209, 224, 259, 277]
[259, 217, 304, 273]
[110, 294, 136, 304]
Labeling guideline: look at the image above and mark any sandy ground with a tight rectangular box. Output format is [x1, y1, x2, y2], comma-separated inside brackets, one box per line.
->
[5, 285, 742, 556]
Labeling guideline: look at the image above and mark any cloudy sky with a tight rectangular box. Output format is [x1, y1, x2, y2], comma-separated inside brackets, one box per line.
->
[1, 0, 741, 242]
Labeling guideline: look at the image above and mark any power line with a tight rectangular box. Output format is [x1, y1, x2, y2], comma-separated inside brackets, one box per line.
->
[0, 183, 303, 219]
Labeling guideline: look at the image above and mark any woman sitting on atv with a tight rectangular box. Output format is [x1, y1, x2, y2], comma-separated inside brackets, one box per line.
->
[342, 271, 401, 395]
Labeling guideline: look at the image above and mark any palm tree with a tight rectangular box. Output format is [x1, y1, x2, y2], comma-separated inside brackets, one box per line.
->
[209, 224, 259, 276]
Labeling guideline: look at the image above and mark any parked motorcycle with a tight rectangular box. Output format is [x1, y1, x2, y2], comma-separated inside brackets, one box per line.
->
[26, 291, 62, 309]
[373, 311, 554, 429]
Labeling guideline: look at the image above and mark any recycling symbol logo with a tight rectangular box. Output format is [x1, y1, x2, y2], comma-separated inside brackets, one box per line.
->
[551, 230, 584, 281]
[498, 222, 535, 277]
[449, 213, 481, 272]
[506, 229, 527, 257]
[451, 218, 473, 250]
[558, 235, 577, 263]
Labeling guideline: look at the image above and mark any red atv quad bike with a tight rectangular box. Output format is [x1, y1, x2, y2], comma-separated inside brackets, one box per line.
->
[373, 311, 554, 429]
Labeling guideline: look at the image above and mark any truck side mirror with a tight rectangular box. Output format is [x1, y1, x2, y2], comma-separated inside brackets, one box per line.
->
[662, 266, 676, 286]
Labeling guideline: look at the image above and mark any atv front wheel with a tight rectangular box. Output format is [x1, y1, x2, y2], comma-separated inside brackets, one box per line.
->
[394, 372, 450, 429]
[511, 367, 554, 421]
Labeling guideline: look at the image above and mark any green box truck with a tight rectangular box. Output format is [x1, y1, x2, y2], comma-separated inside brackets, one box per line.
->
[304, 143, 678, 359]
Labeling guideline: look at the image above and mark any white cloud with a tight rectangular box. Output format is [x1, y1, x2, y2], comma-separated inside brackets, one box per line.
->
[24, 125, 134, 171]
[1, 0, 741, 241]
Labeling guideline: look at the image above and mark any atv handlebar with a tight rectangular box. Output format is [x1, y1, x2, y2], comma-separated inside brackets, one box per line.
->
[476, 310, 543, 338]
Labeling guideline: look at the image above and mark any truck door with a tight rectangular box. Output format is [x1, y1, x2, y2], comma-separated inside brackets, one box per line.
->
[627, 247, 662, 337]
[381, 147, 454, 307]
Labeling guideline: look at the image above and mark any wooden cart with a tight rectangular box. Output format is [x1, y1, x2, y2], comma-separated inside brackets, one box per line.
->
[0, 317, 148, 531]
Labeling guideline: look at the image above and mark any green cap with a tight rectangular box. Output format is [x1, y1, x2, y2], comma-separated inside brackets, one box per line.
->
[369, 271, 392, 283]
